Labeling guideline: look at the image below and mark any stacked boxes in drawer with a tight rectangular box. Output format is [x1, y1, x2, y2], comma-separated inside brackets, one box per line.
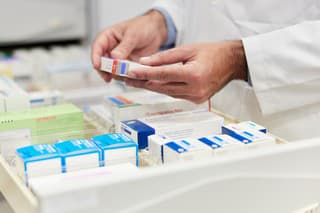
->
[16, 133, 139, 183]
[160, 121, 276, 164]
[105, 90, 208, 131]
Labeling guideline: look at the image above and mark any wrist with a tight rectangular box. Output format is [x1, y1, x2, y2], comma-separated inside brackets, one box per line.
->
[145, 10, 168, 45]
[228, 40, 248, 81]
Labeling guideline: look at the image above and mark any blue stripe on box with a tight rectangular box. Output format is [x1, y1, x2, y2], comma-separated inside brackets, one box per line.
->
[243, 131, 254, 137]
[120, 62, 127, 75]
[222, 126, 253, 144]
[30, 98, 45, 103]
[108, 97, 125, 105]
[213, 136, 223, 142]
[166, 142, 187, 153]
[198, 137, 221, 149]
[181, 140, 190, 146]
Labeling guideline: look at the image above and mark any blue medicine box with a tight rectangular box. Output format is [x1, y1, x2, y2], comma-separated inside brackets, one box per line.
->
[238, 121, 267, 133]
[120, 119, 155, 149]
[222, 124, 274, 145]
[16, 144, 62, 181]
[92, 133, 138, 166]
[54, 139, 102, 172]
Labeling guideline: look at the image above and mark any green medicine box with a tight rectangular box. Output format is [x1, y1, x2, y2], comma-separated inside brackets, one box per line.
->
[0, 104, 84, 144]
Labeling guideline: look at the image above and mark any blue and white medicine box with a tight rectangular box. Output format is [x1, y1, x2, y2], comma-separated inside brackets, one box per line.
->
[16, 144, 62, 182]
[29, 90, 64, 108]
[54, 139, 101, 173]
[121, 120, 155, 149]
[198, 134, 246, 156]
[92, 133, 138, 166]
[121, 110, 224, 150]
[148, 134, 171, 164]
[163, 138, 211, 164]
[222, 124, 275, 148]
[238, 121, 267, 133]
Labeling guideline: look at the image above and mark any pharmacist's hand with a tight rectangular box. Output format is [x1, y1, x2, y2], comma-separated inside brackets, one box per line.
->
[91, 10, 167, 82]
[125, 41, 248, 103]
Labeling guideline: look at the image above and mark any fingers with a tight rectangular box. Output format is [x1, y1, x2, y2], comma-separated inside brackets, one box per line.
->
[124, 78, 209, 104]
[145, 81, 190, 96]
[110, 32, 138, 60]
[127, 64, 189, 82]
[169, 95, 203, 103]
[125, 79, 190, 96]
[91, 29, 118, 70]
[139, 46, 193, 66]
[124, 78, 148, 89]
[97, 70, 112, 83]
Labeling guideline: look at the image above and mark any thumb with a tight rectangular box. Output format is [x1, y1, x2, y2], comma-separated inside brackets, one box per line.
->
[139, 47, 192, 66]
[111, 34, 137, 59]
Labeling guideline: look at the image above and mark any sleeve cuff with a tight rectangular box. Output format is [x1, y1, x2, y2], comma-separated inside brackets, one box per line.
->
[152, 6, 177, 49]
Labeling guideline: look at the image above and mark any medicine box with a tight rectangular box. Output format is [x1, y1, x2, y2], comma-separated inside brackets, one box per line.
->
[0, 104, 84, 144]
[198, 134, 246, 156]
[121, 109, 224, 149]
[54, 139, 101, 173]
[105, 90, 207, 131]
[92, 133, 138, 167]
[0, 76, 30, 112]
[238, 121, 267, 133]
[163, 138, 212, 164]
[148, 134, 171, 164]
[29, 90, 64, 108]
[100, 57, 148, 77]
[16, 144, 62, 182]
[87, 104, 115, 132]
[222, 123, 275, 148]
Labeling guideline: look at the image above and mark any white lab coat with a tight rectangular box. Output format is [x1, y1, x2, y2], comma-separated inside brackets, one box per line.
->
[153, 0, 320, 141]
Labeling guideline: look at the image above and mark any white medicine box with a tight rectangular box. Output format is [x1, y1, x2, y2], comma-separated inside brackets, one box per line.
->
[121, 109, 224, 150]
[198, 134, 246, 156]
[163, 138, 212, 164]
[222, 124, 275, 149]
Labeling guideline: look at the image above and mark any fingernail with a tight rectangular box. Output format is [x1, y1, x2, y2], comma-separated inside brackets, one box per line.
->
[139, 56, 151, 64]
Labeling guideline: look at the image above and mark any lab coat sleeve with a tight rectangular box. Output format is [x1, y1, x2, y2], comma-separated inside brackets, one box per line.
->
[242, 21, 320, 115]
[152, 0, 187, 45]
[152, 6, 177, 48]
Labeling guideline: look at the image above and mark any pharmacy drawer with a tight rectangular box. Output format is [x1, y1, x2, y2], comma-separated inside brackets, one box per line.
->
[0, 109, 290, 213]
[5, 137, 320, 213]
